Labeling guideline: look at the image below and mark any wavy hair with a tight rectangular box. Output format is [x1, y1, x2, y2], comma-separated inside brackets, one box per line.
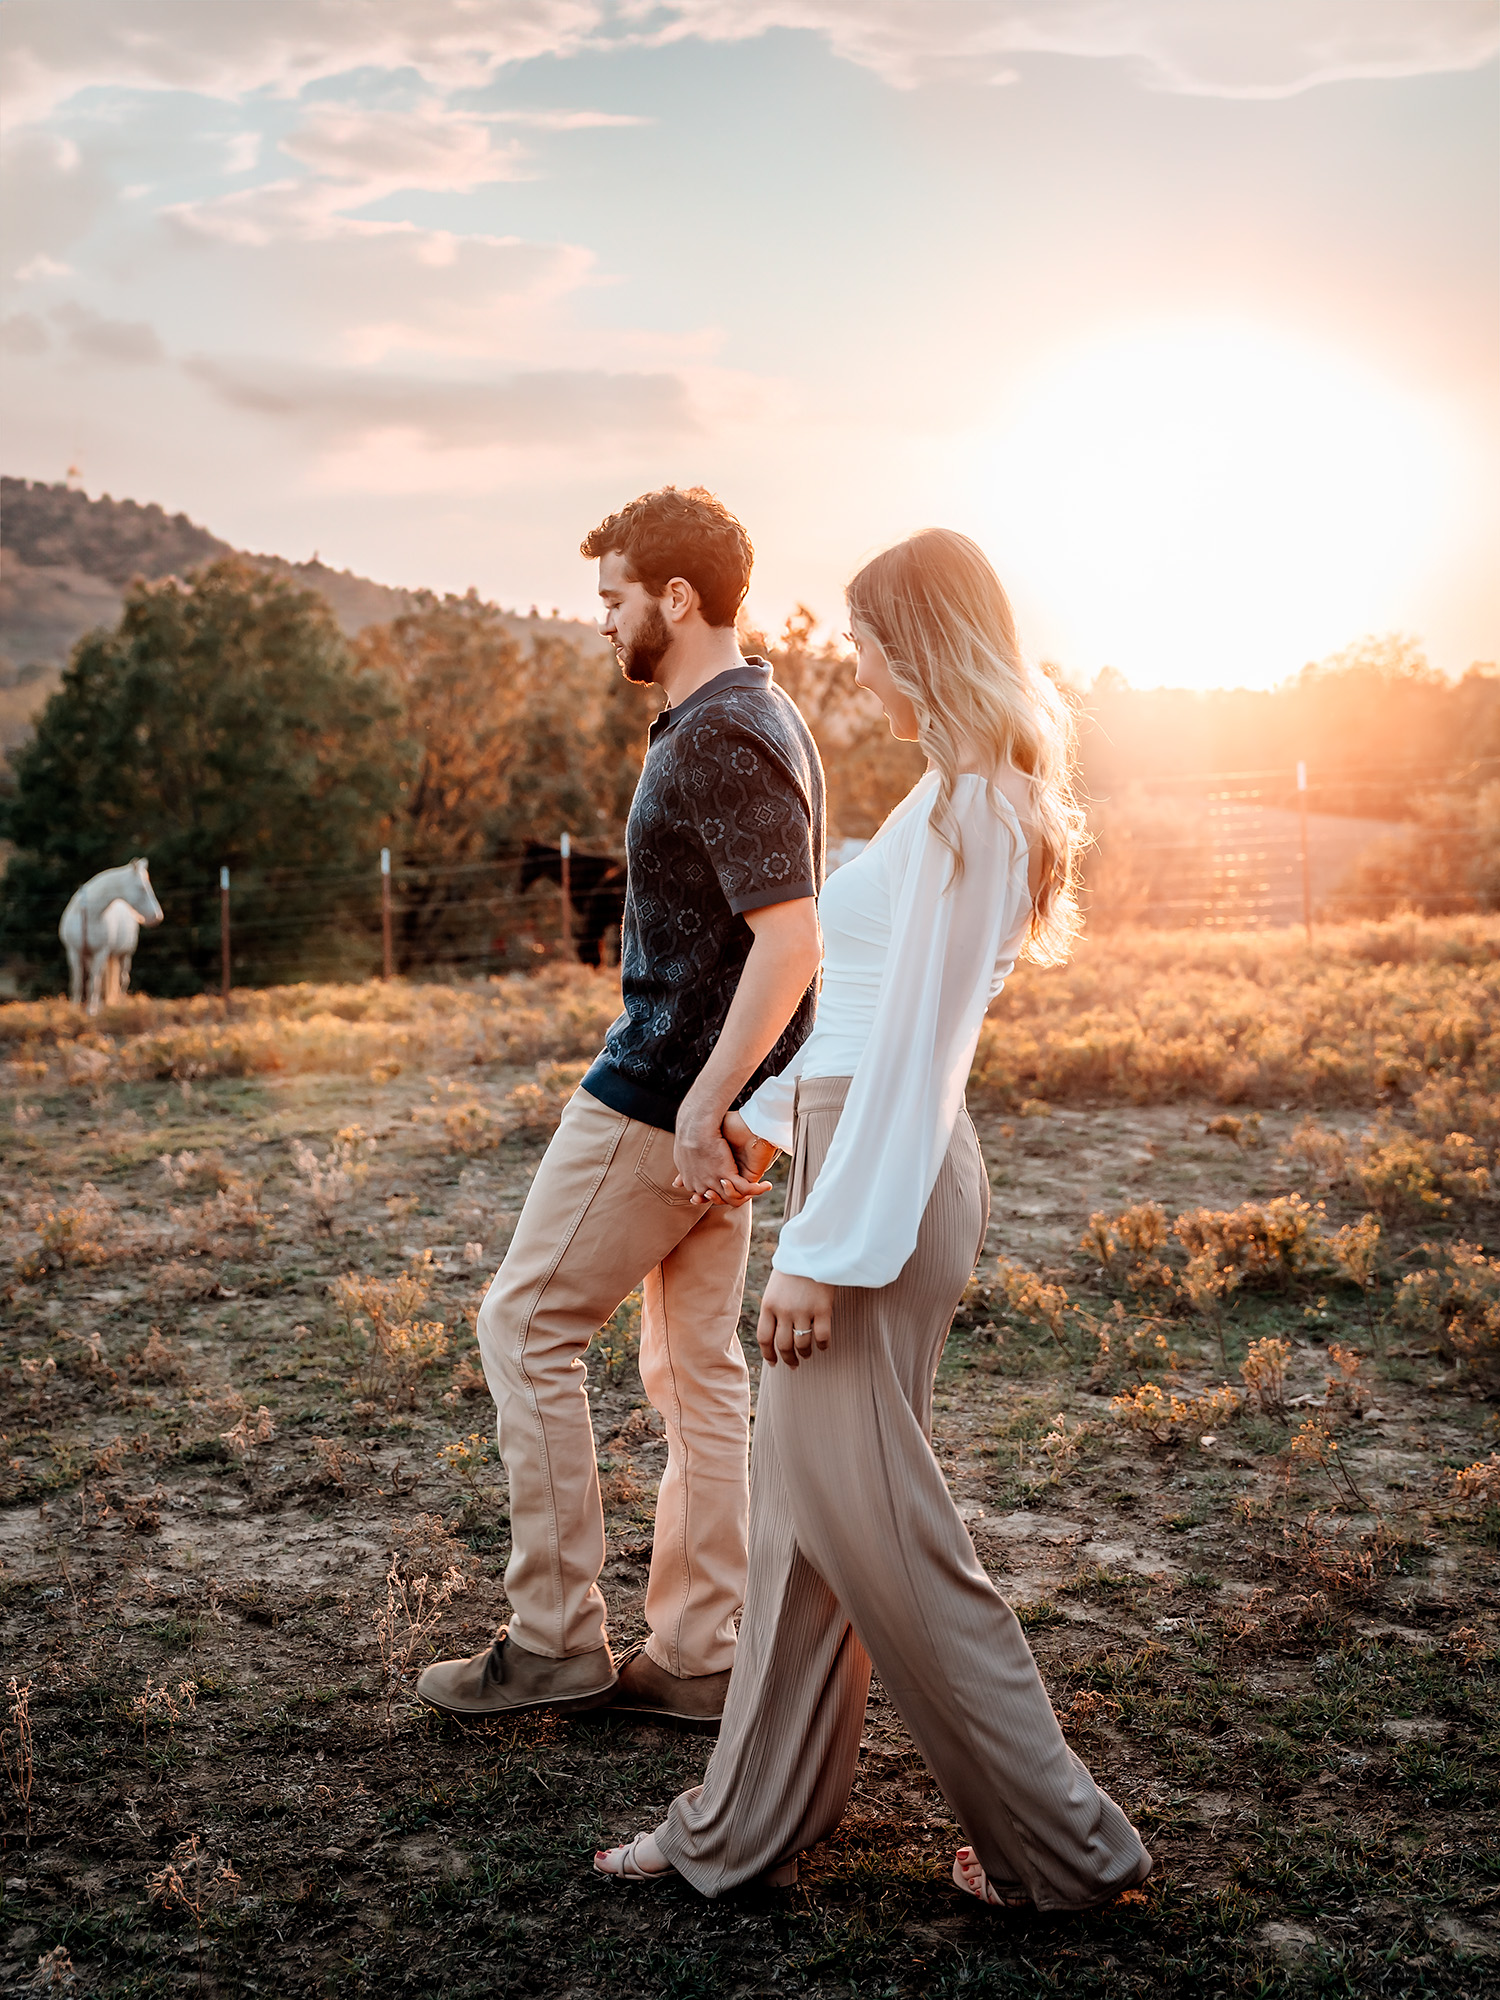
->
[845, 527, 1086, 964]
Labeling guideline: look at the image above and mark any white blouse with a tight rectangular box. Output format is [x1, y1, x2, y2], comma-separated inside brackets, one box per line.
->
[741, 770, 1033, 1288]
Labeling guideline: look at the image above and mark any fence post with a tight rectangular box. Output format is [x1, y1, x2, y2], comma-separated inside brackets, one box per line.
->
[380, 846, 393, 981]
[1296, 761, 1312, 943]
[559, 831, 573, 958]
[219, 865, 232, 1007]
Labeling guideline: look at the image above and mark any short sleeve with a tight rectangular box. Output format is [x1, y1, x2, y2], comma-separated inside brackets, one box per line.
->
[771, 780, 1027, 1288]
[675, 713, 817, 914]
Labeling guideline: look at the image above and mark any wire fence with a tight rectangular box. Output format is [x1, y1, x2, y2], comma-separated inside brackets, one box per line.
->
[148, 754, 1497, 997]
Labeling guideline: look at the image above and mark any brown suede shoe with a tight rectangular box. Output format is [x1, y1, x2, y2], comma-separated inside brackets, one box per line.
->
[606, 1644, 730, 1727]
[417, 1628, 616, 1719]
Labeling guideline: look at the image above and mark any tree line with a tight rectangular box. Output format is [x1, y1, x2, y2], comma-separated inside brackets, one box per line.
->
[0, 559, 1494, 996]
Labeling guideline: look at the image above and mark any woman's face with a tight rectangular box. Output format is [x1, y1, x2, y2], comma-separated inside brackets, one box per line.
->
[849, 622, 921, 742]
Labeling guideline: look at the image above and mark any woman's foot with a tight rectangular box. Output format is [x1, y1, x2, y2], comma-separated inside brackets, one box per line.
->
[952, 1846, 1031, 1908]
[594, 1830, 673, 1880]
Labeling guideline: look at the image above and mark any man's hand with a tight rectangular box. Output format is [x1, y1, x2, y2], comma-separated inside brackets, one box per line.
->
[670, 896, 820, 1200]
[675, 1108, 777, 1208]
[758, 1270, 835, 1367]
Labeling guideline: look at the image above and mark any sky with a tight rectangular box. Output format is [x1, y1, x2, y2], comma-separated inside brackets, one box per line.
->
[1, 1, 1496, 691]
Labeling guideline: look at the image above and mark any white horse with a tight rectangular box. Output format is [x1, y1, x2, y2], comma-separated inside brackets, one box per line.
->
[59, 859, 165, 1013]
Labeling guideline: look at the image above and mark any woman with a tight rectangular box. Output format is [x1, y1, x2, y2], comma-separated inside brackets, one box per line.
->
[594, 529, 1152, 1910]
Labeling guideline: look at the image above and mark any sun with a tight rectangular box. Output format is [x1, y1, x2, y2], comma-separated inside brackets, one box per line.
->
[963, 323, 1465, 690]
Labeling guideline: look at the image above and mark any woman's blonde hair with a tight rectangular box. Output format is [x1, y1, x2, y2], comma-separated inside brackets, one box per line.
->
[845, 527, 1086, 964]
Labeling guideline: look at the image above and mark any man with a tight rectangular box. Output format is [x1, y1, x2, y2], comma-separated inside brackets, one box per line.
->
[419, 487, 825, 1726]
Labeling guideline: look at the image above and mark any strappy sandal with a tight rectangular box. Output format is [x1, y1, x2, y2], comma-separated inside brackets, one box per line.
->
[952, 1846, 1032, 1908]
[594, 1833, 674, 1880]
[592, 1834, 800, 1889]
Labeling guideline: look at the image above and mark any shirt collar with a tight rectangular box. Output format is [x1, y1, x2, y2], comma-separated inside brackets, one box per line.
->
[649, 656, 772, 742]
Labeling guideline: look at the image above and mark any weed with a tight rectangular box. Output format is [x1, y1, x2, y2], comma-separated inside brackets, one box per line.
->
[220, 1405, 276, 1462]
[128, 1674, 197, 1748]
[1173, 1194, 1322, 1289]
[992, 1258, 1070, 1348]
[1241, 1336, 1291, 1418]
[2, 1676, 35, 1838]
[1448, 1453, 1500, 1505]
[372, 1515, 475, 1736]
[334, 1255, 450, 1408]
[591, 1291, 642, 1387]
[1395, 1240, 1500, 1382]
[1110, 1380, 1241, 1444]
[146, 1832, 242, 1990]
[30, 1947, 75, 1991]
[1285, 1419, 1374, 1514]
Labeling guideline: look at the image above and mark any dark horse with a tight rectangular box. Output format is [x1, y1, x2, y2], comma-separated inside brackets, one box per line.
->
[519, 843, 627, 968]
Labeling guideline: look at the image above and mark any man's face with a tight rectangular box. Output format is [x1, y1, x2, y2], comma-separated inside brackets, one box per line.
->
[597, 552, 672, 685]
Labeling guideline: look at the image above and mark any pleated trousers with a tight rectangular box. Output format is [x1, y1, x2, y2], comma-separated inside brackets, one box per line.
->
[656, 1075, 1152, 1909]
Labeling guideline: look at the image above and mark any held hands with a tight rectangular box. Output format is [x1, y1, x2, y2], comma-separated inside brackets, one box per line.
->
[673, 1105, 777, 1208]
[758, 1270, 835, 1367]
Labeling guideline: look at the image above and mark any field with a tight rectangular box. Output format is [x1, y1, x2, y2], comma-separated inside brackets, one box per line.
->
[1, 919, 1498, 1999]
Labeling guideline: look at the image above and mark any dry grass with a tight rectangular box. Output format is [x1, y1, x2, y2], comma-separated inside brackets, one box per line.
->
[1, 918, 1497, 1997]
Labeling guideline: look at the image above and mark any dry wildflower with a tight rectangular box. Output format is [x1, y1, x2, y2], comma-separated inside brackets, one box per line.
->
[1207, 1112, 1263, 1149]
[1039, 1412, 1093, 1476]
[30, 1946, 74, 1990]
[1176, 1250, 1241, 1364]
[1057, 1688, 1123, 1731]
[1448, 1454, 1500, 1506]
[1241, 1337, 1291, 1418]
[448, 1353, 489, 1400]
[307, 1436, 370, 1493]
[1395, 1241, 1500, 1383]
[1110, 1381, 1240, 1444]
[993, 1259, 1070, 1347]
[1285, 1418, 1373, 1513]
[291, 1127, 374, 1231]
[435, 1431, 495, 1507]
[502, 1060, 589, 1137]
[16, 1183, 116, 1277]
[373, 1514, 476, 1735]
[1324, 1343, 1366, 1413]
[2, 1676, 35, 1837]
[128, 1675, 197, 1747]
[1173, 1195, 1322, 1288]
[1080, 1203, 1171, 1291]
[443, 1100, 502, 1154]
[127, 1327, 184, 1384]
[334, 1256, 449, 1407]
[1280, 1118, 1350, 1187]
[220, 1406, 276, 1461]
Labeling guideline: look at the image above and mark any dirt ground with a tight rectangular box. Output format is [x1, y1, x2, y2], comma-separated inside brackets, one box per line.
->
[1, 1053, 1497, 1999]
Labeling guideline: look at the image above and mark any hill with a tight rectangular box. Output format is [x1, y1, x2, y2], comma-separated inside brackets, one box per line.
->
[0, 477, 606, 748]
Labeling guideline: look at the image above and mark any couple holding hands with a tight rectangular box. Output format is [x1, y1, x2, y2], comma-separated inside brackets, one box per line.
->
[418, 486, 1151, 1912]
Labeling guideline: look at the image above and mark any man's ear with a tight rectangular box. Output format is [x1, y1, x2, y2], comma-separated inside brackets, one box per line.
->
[662, 576, 700, 626]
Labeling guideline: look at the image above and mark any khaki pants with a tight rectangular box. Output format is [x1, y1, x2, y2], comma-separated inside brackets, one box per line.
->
[657, 1076, 1151, 1908]
[476, 1087, 752, 1673]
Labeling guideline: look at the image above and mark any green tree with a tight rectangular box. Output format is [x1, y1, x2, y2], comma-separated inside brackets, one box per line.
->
[0, 559, 408, 994]
[355, 594, 652, 970]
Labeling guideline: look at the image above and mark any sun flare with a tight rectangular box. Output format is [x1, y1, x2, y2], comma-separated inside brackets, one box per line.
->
[966, 324, 1466, 690]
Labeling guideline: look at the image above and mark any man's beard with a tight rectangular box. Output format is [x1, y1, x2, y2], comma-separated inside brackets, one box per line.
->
[617, 601, 671, 685]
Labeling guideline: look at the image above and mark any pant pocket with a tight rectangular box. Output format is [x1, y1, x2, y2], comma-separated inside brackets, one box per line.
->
[633, 1125, 695, 1206]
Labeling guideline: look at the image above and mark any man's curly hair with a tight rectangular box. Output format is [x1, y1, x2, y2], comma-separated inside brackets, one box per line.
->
[580, 486, 753, 629]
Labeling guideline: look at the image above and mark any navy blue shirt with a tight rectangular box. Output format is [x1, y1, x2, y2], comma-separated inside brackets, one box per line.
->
[581, 658, 825, 1131]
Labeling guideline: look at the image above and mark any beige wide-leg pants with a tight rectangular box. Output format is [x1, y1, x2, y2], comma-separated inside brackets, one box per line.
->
[657, 1076, 1151, 1909]
[476, 1087, 751, 1673]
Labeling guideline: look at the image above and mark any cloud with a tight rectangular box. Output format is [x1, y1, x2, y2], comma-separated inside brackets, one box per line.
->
[52, 301, 165, 363]
[0, 312, 51, 354]
[280, 101, 532, 200]
[183, 353, 696, 450]
[0, 128, 113, 272]
[4, 0, 1495, 121]
[647, 0, 1500, 96]
[0, 1, 605, 124]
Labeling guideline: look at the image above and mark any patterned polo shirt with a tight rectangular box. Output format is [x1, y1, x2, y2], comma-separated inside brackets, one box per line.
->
[581, 657, 826, 1131]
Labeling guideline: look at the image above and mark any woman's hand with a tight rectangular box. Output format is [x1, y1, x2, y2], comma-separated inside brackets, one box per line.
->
[674, 1107, 777, 1208]
[758, 1270, 835, 1368]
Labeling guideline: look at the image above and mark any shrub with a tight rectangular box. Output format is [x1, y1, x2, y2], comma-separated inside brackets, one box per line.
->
[1395, 1241, 1500, 1382]
[1241, 1336, 1291, 1417]
[1173, 1196, 1322, 1288]
[1110, 1381, 1241, 1443]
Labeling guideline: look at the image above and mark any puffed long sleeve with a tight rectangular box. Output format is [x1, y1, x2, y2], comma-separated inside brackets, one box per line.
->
[772, 779, 1027, 1287]
[739, 1044, 804, 1154]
